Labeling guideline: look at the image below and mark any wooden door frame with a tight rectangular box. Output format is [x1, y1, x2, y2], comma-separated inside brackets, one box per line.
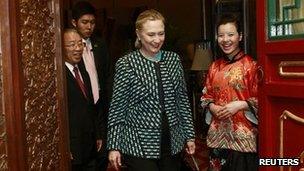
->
[0, 0, 26, 169]
[54, 0, 71, 170]
[0, 0, 70, 170]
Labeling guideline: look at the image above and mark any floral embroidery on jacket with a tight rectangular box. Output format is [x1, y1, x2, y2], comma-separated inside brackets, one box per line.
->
[201, 52, 258, 153]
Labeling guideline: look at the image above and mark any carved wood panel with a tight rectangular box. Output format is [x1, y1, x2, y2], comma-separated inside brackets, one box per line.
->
[19, 0, 60, 169]
[0, 41, 8, 170]
[1, 0, 69, 170]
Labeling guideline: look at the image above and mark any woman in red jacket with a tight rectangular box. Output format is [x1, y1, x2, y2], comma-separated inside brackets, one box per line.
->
[201, 13, 258, 171]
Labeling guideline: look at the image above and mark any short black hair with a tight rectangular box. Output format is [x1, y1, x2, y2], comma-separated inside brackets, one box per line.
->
[216, 13, 242, 34]
[72, 1, 96, 21]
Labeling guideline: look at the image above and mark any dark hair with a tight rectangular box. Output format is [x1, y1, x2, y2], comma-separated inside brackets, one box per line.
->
[72, 1, 96, 21]
[215, 13, 243, 58]
[216, 13, 242, 34]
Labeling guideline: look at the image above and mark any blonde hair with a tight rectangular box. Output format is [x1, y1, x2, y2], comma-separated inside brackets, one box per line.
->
[134, 9, 165, 49]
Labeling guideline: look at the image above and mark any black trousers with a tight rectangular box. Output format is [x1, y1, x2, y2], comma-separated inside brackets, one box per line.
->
[72, 159, 96, 171]
[123, 153, 181, 171]
[95, 153, 108, 171]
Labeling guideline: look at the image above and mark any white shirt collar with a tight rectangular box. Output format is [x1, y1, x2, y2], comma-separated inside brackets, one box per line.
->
[65, 62, 77, 73]
[83, 38, 92, 49]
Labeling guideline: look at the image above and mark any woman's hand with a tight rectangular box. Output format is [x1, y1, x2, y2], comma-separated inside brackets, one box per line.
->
[108, 150, 122, 170]
[70, 152, 73, 160]
[185, 140, 196, 155]
[217, 101, 248, 119]
[96, 139, 102, 152]
[209, 103, 226, 119]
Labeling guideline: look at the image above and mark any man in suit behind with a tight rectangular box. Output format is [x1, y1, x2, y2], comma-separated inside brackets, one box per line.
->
[71, 1, 112, 170]
[64, 28, 100, 171]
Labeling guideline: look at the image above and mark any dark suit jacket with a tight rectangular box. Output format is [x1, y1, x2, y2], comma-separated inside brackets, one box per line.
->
[66, 65, 98, 165]
[79, 35, 112, 155]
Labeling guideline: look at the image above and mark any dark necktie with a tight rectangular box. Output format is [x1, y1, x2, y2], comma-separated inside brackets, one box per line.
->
[73, 66, 88, 99]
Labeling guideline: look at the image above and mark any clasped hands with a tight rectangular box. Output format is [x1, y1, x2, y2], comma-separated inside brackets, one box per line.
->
[209, 101, 248, 119]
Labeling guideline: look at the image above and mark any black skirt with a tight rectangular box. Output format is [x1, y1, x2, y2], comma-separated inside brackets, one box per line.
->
[208, 148, 258, 171]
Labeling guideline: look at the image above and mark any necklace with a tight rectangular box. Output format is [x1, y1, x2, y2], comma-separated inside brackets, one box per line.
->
[139, 50, 162, 62]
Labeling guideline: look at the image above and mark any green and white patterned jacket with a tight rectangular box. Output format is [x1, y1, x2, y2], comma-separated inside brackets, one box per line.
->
[107, 50, 195, 159]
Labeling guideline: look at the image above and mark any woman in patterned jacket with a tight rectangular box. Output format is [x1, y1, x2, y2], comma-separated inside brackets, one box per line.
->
[107, 9, 196, 171]
[201, 13, 258, 171]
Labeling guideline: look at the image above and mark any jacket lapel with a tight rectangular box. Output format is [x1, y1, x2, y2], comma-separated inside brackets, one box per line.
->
[90, 38, 100, 70]
[128, 51, 158, 99]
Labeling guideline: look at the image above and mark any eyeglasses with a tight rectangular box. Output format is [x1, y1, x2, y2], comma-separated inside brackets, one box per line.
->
[64, 42, 84, 49]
